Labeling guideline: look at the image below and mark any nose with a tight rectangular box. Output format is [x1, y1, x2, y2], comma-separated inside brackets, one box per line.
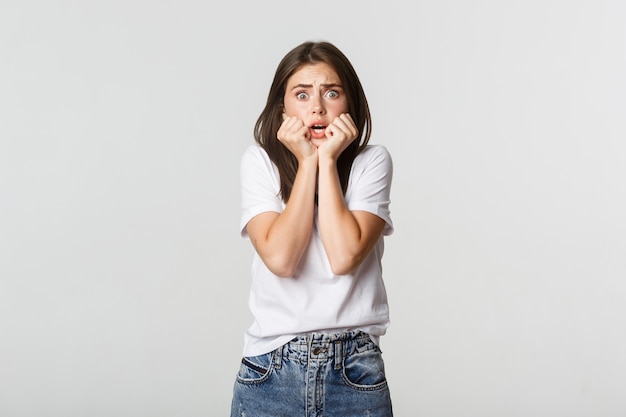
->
[311, 95, 326, 115]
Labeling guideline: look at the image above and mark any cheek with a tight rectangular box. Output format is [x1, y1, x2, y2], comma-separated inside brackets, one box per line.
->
[283, 100, 306, 117]
[331, 96, 349, 110]
[327, 100, 349, 116]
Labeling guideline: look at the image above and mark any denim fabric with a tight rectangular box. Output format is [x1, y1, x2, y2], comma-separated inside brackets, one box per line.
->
[230, 331, 393, 417]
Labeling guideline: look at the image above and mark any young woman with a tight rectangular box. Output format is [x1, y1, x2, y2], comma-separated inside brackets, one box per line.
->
[231, 40, 394, 417]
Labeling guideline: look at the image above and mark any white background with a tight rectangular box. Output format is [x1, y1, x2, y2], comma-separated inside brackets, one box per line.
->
[1, 1, 625, 416]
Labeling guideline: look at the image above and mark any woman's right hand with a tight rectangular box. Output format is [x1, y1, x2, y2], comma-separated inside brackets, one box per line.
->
[277, 114, 318, 163]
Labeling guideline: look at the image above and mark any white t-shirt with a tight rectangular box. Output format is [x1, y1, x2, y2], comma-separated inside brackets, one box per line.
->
[239, 144, 394, 357]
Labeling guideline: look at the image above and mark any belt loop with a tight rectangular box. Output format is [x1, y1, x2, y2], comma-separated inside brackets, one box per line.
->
[274, 345, 283, 369]
[334, 340, 342, 370]
[307, 335, 313, 359]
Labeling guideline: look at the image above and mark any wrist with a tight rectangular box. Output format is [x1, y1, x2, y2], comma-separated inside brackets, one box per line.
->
[317, 153, 337, 170]
[298, 154, 319, 171]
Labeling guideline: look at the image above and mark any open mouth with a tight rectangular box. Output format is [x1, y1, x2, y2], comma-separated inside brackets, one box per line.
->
[311, 124, 327, 132]
[310, 124, 327, 139]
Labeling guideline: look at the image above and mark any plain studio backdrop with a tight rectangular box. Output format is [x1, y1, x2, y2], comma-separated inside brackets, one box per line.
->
[1, 1, 625, 416]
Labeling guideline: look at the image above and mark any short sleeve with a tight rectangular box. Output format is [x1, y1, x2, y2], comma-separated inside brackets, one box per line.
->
[346, 145, 394, 235]
[239, 145, 284, 237]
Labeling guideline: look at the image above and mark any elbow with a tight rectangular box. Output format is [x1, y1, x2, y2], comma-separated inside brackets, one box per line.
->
[329, 254, 362, 276]
[264, 256, 298, 278]
[270, 265, 296, 278]
[255, 245, 306, 278]
[330, 264, 357, 276]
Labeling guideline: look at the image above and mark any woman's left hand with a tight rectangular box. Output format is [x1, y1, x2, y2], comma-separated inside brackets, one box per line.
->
[316, 113, 359, 161]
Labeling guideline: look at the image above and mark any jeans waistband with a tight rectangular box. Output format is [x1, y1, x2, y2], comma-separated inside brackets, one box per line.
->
[275, 331, 375, 370]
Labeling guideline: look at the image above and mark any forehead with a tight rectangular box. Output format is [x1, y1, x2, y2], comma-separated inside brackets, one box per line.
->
[286, 62, 341, 87]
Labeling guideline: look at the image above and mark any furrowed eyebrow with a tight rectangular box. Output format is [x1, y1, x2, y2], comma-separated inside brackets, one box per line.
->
[290, 83, 343, 91]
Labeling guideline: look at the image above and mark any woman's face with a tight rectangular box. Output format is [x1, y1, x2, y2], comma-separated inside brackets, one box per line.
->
[283, 62, 349, 140]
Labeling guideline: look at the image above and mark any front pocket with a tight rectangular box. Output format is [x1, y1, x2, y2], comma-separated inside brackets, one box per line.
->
[236, 352, 274, 384]
[342, 347, 388, 391]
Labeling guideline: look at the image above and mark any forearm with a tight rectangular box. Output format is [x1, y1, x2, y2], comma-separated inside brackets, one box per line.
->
[250, 157, 317, 277]
[316, 157, 368, 275]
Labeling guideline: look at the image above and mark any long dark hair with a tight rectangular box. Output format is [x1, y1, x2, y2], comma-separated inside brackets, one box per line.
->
[253, 41, 372, 202]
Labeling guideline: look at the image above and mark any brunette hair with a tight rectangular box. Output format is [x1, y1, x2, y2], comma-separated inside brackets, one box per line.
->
[253, 41, 372, 202]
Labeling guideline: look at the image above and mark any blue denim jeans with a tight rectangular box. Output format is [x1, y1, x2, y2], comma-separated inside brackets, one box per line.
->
[230, 331, 393, 417]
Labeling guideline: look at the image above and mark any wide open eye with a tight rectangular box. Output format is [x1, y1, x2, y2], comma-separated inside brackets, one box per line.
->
[325, 90, 340, 98]
[296, 91, 308, 100]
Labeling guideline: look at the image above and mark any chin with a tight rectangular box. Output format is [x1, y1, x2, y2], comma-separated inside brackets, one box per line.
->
[310, 138, 327, 148]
